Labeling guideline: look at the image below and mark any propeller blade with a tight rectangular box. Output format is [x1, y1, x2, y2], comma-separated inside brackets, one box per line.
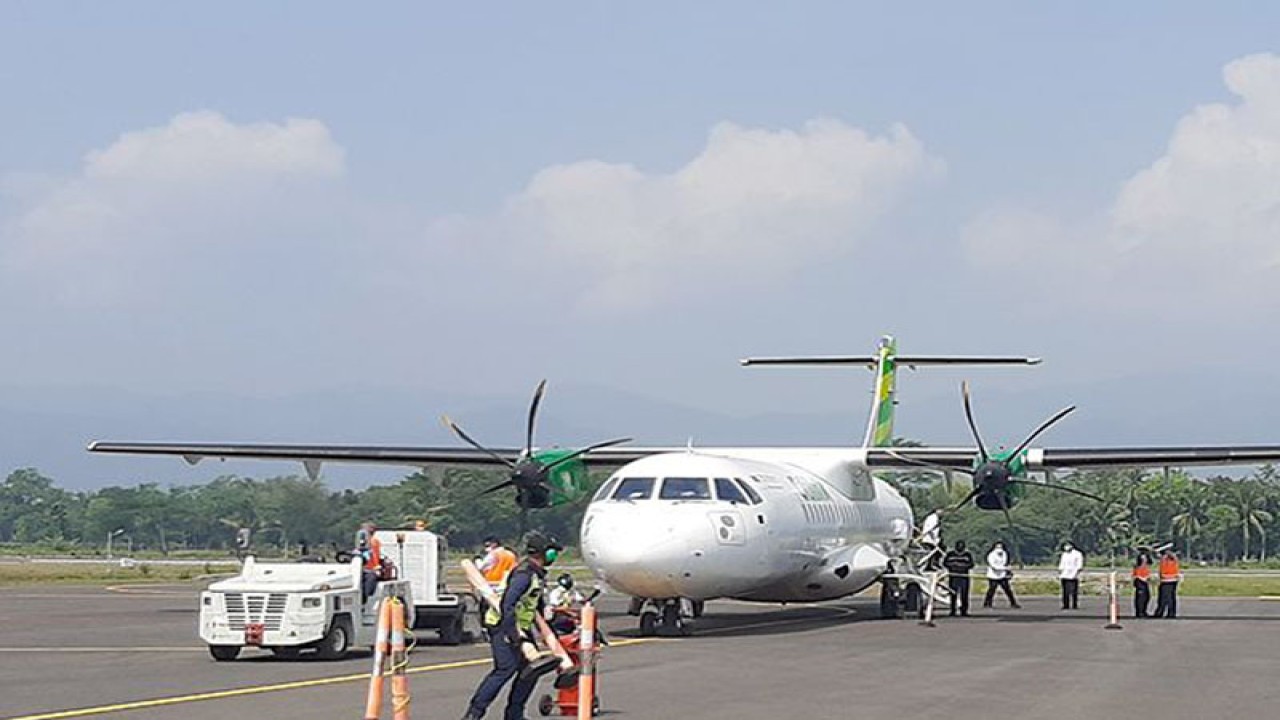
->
[1006, 479, 1103, 502]
[948, 487, 981, 512]
[426, 478, 517, 513]
[1007, 405, 1076, 460]
[995, 492, 1023, 568]
[541, 437, 634, 473]
[961, 381, 989, 462]
[525, 379, 548, 458]
[480, 479, 517, 496]
[441, 415, 517, 469]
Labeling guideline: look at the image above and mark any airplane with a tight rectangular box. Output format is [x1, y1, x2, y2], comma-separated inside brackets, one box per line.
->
[89, 336, 1280, 636]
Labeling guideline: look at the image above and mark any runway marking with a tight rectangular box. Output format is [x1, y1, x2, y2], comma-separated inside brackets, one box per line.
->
[3, 638, 654, 720]
[104, 584, 194, 596]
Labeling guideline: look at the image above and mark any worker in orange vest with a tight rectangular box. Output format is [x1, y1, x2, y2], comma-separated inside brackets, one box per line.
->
[480, 535, 518, 584]
[1152, 548, 1182, 619]
[355, 522, 385, 602]
[1131, 551, 1153, 618]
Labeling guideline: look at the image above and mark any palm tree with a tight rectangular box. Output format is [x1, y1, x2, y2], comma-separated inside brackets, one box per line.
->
[1231, 480, 1273, 562]
[1171, 490, 1209, 560]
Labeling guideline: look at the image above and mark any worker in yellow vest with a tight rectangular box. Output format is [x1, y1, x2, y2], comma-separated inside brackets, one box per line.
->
[462, 531, 564, 720]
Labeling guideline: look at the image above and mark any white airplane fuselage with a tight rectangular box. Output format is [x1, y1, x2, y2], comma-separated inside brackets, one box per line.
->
[580, 449, 913, 604]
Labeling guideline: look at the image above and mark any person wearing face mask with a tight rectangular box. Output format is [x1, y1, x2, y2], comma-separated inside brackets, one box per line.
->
[983, 541, 1021, 609]
[1058, 541, 1085, 610]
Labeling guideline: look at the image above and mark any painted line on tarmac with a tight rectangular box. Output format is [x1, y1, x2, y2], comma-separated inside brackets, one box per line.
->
[3, 638, 655, 720]
[104, 584, 193, 596]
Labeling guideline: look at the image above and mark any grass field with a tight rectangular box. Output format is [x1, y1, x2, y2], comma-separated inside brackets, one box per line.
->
[0, 561, 239, 586]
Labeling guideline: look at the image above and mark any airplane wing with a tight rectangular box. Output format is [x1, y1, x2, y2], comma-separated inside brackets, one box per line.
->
[866, 446, 1280, 471]
[86, 441, 667, 479]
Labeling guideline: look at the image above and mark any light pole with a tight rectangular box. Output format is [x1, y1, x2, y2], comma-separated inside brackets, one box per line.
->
[107, 528, 125, 559]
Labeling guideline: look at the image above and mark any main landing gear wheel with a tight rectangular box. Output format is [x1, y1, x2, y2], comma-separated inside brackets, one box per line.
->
[879, 579, 903, 619]
[904, 582, 923, 617]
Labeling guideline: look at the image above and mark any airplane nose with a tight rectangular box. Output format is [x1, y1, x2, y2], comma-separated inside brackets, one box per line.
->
[583, 507, 712, 598]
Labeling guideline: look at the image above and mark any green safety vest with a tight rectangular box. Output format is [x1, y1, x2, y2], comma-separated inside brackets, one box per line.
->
[484, 569, 544, 631]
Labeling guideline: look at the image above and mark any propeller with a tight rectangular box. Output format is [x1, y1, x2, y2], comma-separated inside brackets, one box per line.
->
[439, 380, 632, 512]
[888, 382, 1104, 564]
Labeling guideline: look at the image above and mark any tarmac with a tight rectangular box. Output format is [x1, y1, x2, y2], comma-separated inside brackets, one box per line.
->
[2, 583, 1279, 720]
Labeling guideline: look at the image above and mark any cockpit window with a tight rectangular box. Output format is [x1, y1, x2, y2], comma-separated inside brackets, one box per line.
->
[593, 477, 620, 502]
[736, 478, 763, 505]
[659, 477, 712, 500]
[612, 477, 655, 501]
[714, 477, 747, 504]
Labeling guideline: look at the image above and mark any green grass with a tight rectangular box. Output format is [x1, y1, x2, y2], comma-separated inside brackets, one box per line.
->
[0, 562, 239, 587]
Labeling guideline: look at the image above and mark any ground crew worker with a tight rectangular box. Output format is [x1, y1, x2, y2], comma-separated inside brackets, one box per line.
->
[983, 541, 1021, 609]
[943, 540, 975, 617]
[546, 573, 586, 634]
[357, 522, 383, 602]
[1058, 542, 1084, 610]
[479, 535, 518, 585]
[461, 531, 564, 720]
[1153, 548, 1182, 619]
[1132, 551, 1152, 618]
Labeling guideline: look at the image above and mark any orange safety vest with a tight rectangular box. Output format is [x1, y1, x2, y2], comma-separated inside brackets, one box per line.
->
[1159, 556, 1180, 581]
[483, 547, 517, 583]
[364, 536, 383, 571]
[1132, 564, 1151, 581]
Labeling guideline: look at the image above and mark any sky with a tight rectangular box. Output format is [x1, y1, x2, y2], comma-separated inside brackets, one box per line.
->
[4, 3, 1280, 487]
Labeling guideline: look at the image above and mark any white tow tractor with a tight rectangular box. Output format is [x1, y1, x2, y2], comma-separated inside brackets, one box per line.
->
[199, 530, 477, 661]
[200, 556, 411, 661]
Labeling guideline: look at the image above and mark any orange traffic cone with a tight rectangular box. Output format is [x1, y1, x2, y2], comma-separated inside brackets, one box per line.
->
[364, 598, 394, 720]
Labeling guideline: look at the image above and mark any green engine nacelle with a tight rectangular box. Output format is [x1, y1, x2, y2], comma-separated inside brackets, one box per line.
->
[531, 449, 591, 507]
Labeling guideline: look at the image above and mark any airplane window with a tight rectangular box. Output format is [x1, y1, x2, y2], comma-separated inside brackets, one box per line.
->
[612, 477, 655, 501]
[659, 477, 712, 500]
[714, 477, 747, 504]
[735, 479, 763, 505]
[592, 477, 620, 502]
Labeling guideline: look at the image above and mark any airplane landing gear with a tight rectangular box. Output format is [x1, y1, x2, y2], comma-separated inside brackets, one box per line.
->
[879, 578, 903, 619]
[635, 598, 694, 636]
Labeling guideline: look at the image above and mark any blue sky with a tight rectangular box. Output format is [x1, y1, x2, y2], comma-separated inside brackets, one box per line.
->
[4, 3, 1280, 485]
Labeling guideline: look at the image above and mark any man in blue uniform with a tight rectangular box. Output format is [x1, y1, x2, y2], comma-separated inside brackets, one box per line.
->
[461, 531, 564, 720]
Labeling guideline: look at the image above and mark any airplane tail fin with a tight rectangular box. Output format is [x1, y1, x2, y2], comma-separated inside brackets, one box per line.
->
[740, 336, 1041, 448]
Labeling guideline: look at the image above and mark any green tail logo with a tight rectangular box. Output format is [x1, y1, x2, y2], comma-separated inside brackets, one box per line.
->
[864, 335, 897, 447]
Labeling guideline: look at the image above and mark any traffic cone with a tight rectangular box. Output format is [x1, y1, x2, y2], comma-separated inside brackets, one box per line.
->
[577, 602, 597, 720]
[390, 598, 411, 720]
[365, 597, 394, 720]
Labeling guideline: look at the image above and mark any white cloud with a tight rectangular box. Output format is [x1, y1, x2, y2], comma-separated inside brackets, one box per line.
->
[963, 53, 1280, 315]
[1, 111, 348, 307]
[495, 119, 942, 309]
[82, 111, 343, 183]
